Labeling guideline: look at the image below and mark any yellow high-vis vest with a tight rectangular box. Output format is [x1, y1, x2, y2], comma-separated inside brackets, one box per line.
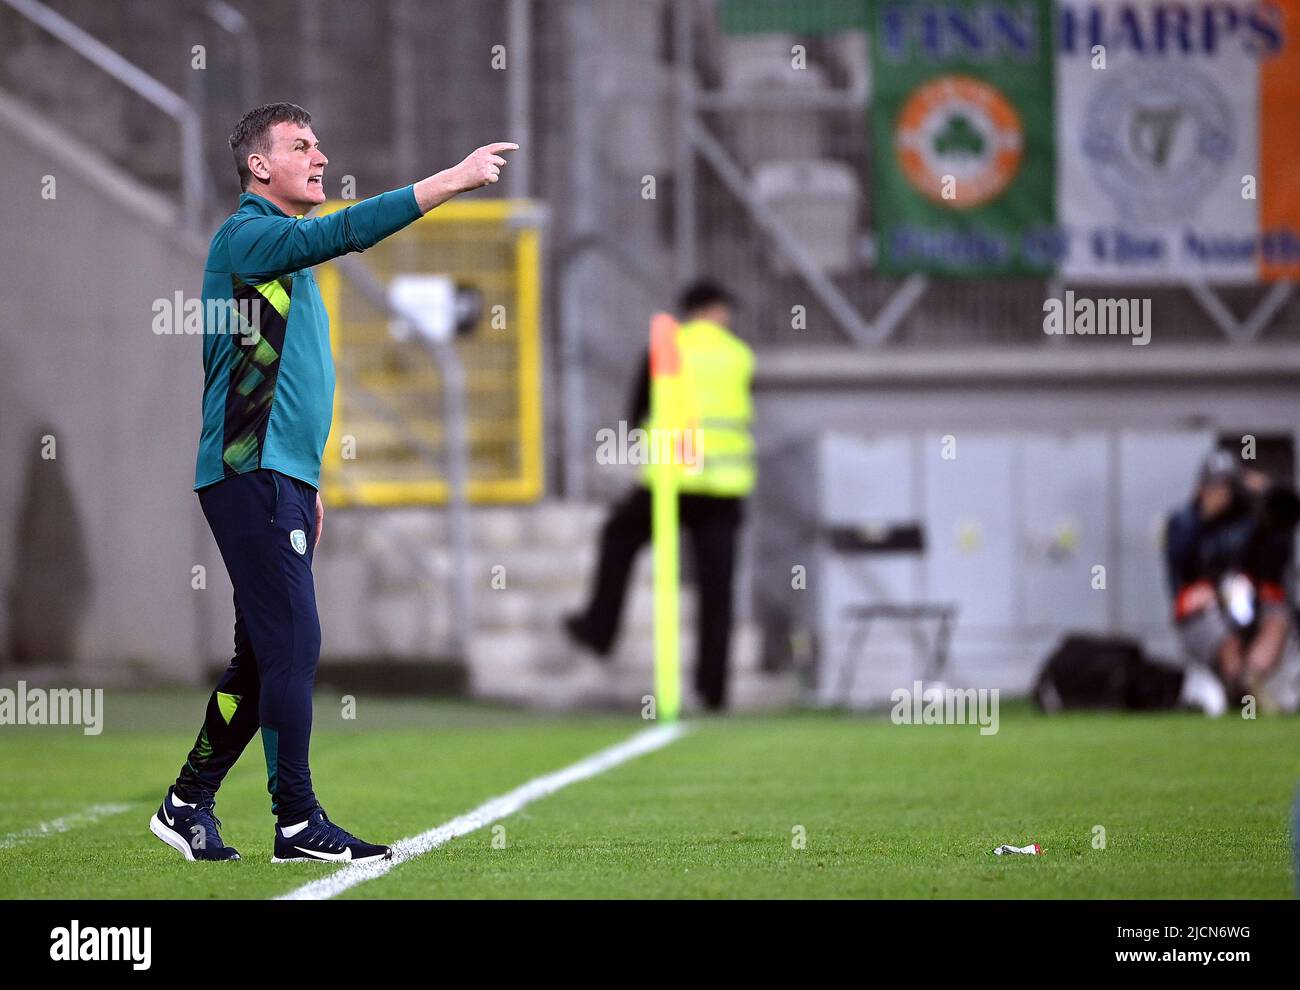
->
[641, 318, 756, 498]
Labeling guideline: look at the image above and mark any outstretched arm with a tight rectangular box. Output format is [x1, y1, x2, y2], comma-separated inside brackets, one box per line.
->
[228, 143, 519, 281]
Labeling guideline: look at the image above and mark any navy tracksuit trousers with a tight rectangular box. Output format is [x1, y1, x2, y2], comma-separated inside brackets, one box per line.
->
[176, 469, 321, 824]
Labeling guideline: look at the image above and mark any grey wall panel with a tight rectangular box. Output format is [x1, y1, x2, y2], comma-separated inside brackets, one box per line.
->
[1021, 434, 1111, 631]
[763, 426, 1241, 700]
[0, 112, 209, 678]
[922, 433, 1018, 629]
[1117, 431, 1217, 654]
[818, 431, 915, 525]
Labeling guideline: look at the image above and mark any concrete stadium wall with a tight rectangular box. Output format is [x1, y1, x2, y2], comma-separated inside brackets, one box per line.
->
[750, 353, 1300, 694]
[0, 90, 216, 683]
[753, 346, 1300, 441]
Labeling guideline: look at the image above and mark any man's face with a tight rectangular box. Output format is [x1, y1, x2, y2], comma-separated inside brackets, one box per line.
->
[694, 302, 732, 327]
[1199, 480, 1233, 519]
[250, 122, 328, 213]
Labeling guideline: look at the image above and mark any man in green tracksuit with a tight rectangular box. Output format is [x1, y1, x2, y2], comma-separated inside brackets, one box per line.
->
[150, 102, 516, 863]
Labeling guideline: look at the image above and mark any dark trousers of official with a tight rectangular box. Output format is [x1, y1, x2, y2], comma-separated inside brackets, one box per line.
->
[574, 487, 743, 710]
[175, 469, 321, 825]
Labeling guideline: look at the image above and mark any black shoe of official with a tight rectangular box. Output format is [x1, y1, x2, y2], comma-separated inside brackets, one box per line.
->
[695, 692, 727, 714]
[272, 806, 392, 864]
[563, 613, 611, 661]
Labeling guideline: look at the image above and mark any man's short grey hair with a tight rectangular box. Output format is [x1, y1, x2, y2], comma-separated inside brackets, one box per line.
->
[229, 103, 312, 192]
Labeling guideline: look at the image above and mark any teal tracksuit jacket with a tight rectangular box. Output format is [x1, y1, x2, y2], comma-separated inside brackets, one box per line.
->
[194, 186, 422, 490]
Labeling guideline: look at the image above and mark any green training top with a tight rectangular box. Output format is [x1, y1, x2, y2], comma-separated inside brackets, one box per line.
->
[194, 187, 422, 490]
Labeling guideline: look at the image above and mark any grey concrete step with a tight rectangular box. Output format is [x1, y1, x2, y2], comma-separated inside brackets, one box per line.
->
[312, 498, 778, 710]
[471, 576, 689, 631]
[470, 662, 799, 714]
[322, 501, 610, 556]
[468, 622, 764, 676]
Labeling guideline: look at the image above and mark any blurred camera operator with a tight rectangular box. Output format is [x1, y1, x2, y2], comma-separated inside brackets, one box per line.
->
[1165, 449, 1300, 713]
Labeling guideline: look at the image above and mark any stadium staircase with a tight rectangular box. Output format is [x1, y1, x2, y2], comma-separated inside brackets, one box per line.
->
[314, 501, 797, 712]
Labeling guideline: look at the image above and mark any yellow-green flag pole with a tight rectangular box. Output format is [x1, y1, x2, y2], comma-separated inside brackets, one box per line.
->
[649, 312, 681, 724]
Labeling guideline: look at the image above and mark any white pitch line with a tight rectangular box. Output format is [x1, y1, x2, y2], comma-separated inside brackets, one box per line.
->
[0, 802, 133, 850]
[277, 722, 687, 901]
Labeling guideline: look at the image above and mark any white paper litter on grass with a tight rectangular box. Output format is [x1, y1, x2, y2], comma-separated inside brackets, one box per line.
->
[993, 842, 1042, 856]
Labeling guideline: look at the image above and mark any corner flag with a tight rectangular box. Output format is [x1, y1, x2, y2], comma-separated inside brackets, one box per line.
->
[648, 312, 682, 723]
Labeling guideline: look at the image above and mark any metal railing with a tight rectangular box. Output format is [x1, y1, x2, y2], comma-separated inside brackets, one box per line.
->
[201, 0, 260, 112]
[2, 0, 206, 228]
[331, 253, 475, 662]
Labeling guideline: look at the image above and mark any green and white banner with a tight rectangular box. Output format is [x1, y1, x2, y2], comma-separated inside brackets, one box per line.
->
[722, 0, 1300, 282]
[870, 0, 1057, 276]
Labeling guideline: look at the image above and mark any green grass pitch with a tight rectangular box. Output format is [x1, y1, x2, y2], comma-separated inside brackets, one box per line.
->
[1, 691, 1295, 899]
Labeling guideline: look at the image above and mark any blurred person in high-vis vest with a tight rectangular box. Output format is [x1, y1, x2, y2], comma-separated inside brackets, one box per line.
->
[565, 280, 755, 711]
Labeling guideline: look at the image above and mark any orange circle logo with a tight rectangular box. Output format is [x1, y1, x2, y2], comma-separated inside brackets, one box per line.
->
[895, 75, 1023, 210]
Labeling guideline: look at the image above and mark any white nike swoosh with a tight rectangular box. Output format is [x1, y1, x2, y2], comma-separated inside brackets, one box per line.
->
[163, 809, 174, 827]
[294, 846, 352, 861]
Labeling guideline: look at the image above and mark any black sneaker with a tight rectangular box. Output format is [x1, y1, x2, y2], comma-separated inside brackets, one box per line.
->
[563, 613, 611, 662]
[272, 806, 392, 864]
[149, 786, 240, 861]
